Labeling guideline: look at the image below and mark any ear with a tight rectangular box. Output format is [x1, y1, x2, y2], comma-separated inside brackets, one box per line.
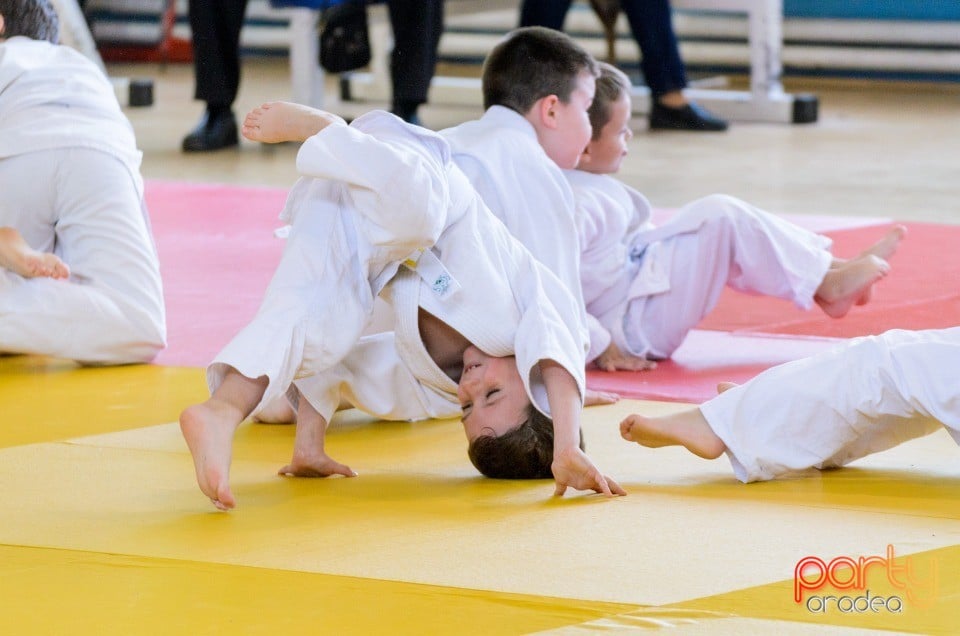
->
[537, 94, 562, 130]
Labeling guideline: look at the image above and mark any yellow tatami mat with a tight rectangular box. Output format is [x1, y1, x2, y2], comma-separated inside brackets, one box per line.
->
[2, 356, 959, 634]
[0, 355, 206, 448]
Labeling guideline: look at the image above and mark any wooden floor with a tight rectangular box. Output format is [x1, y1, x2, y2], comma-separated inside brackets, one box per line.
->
[118, 56, 960, 226]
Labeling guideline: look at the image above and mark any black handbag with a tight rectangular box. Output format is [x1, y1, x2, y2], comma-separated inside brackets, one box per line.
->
[318, 0, 371, 73]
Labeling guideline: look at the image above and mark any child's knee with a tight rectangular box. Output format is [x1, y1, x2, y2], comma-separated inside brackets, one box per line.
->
[681, 194, 747, 228]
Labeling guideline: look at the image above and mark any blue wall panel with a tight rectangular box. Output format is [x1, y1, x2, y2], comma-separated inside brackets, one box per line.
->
[784, 1, 960, 21]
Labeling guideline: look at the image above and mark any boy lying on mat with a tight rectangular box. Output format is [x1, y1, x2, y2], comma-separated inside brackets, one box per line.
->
[435, 29, 901, 378]
[566, 62, 906, 370]
[0, 0, 166, 364]
[180, 102, 625, 510]
[621, 327, 959, 482]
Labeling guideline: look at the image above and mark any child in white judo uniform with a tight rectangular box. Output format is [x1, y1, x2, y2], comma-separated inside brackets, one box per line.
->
[569, 63, 905, 368]
[0, 0, 166, 364]
[180, 101, 625, 510]
[620, 327, 958, 482]
[440, 28, 650, 378]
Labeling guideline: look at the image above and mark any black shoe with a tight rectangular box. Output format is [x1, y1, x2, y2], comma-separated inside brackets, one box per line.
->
[649, 101, 728, 132]
[182, 110, 239, 152]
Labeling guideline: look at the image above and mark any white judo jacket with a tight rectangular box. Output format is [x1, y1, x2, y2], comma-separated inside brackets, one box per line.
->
[440, 107, 599, 361]
[0, 36, 143, 196]
[210, 112, 588, 424]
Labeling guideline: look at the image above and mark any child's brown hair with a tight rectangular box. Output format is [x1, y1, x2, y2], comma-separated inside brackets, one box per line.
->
[482, 26, 599, 114]
[0, 0, 59, 43]
[589, 62, 632, 140]
[468, 405, 585, 479]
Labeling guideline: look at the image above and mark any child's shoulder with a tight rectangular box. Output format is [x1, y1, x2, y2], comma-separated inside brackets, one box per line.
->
[565, 169, 621, 191]
[444, 107, 537, 148]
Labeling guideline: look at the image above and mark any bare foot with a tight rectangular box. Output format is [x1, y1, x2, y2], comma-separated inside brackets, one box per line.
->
[825, 258, 874, 305]
[179, 401, 244, 510]
[0, 227, 70, 279]
[826, 225, 905, 306]
[620, 410, 726, 459]
[717, 381, 739, 394]
[815, 255, 890, 319]
[860, 224, 907, 261]
[241, 101, 345, 144]
[278, 451, 357, 478]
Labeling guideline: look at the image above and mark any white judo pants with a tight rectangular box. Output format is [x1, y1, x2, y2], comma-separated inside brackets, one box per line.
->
[208, 178, 434, 415]
[0, 149, 166, 364]
[700, 327, 960, 482]
[613, 194, 833, 359]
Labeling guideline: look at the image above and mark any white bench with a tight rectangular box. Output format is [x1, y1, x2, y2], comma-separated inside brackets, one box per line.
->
[667, 0, 816, 123]
[287, 7, 327, 107]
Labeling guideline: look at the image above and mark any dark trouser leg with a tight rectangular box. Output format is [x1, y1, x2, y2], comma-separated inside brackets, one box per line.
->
[189, 0, 249, 108]
[518, 0, 574, 29]
[620, 0, 727, 130]
[618, 0, 686, 97]
[387, 0, 444, 119]
[183, 0, 247, 150]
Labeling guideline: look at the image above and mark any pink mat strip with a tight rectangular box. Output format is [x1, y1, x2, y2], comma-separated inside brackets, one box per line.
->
[146, 181, 955, 403]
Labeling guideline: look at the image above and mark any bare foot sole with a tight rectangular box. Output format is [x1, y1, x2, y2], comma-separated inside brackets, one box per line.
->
[179, 403, 241, 510]
[241, 101, 344, 144]
[0, 227, 70, 279]
[620, 412, 725, 459]
[815, 255, 890, 319]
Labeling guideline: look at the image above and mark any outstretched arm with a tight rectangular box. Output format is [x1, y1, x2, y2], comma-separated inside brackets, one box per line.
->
[541, 360, 626, 497]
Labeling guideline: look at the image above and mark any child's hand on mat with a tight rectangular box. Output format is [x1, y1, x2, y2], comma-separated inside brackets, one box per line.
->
[584, 388, 620, 406]
[595, 343, 656, 373]
[552, 447, 626, 497]
[279, 451, 358, 479]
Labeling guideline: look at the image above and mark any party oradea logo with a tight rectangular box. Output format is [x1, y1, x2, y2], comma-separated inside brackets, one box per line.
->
[794, 545, 938, 614]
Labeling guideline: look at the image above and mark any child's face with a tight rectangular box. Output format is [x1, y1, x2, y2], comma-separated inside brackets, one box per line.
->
[457, 346, 530, 442]
[580, 93, 633, 175]
[538, 71, 596, 170]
